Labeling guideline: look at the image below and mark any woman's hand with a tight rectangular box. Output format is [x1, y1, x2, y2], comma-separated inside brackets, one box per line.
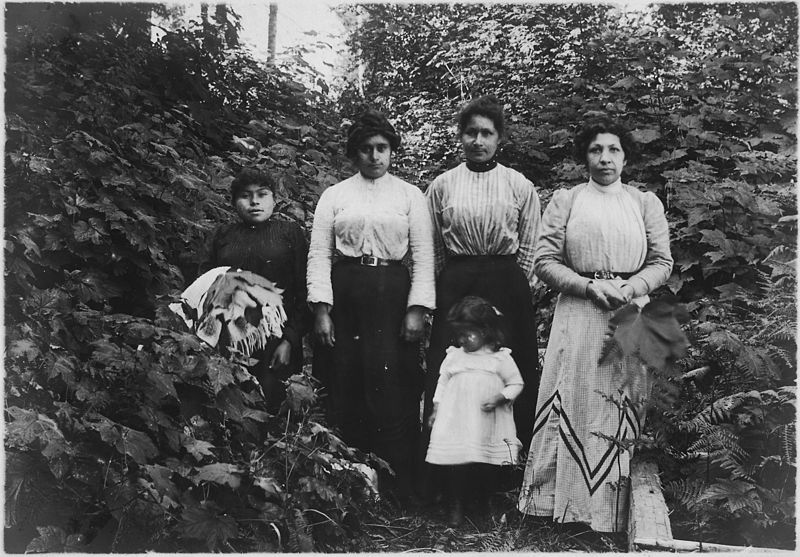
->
[269, 340, 292, 368]
[313, 303, 335, 347]
[481, 392, 507, 412]
[400, 305, 428, 342]
[586, 280, 629, 311]
[619, 283, 635, 303]
[427, 405, 438, 428]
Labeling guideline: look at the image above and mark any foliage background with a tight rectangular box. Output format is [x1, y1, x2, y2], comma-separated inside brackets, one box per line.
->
[4, 2, 796, 552]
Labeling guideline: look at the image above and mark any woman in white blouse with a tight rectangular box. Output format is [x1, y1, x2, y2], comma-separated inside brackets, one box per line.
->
[307, 110, 435, 503]
[424, 96, 542, 497]
[517, 117, 672, 532]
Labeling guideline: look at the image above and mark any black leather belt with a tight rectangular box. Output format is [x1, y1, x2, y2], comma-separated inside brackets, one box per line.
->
[341, 255, 402, 267]
[578, 271, 637, 280]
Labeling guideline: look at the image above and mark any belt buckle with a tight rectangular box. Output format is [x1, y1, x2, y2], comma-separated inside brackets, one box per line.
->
[361, 255, 379, 267]
[594, 271, 614, 280]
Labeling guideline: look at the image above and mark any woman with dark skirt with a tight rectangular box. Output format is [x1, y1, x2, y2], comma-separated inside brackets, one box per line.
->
[307, 110, 435, 503]
[423, 96, 541, 498]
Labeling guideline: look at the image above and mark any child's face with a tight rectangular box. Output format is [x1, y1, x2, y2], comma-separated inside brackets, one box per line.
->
[234, 183, 275, 225]
[456, 325, 487, 353]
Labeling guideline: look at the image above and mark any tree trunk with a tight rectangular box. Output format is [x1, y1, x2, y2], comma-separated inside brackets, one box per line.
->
[267, 3, 278, 65]
[200, 3, 209, 34]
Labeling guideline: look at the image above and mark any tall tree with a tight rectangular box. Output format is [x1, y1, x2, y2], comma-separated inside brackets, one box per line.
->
[267, 3, 278, 65]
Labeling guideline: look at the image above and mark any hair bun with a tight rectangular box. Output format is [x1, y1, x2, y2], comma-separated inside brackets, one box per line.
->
[345, 110, 401, 158]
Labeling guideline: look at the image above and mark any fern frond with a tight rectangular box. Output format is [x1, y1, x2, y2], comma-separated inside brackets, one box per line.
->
[697, 478, 762, 514]
[664, 477, 707, 511]
[683, 391, 762, 433]
[713, 449, 755, 482]
[287, 509, 313, 552]
[772, 422, 796, 462]
[687, 426, 748, 462]
[479, 529, 516, 552]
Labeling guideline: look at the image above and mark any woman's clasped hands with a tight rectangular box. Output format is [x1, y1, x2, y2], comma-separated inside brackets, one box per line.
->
[585, 280, 635, 311]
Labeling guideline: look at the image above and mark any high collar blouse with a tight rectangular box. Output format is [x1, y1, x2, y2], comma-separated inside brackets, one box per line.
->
[307, 172, 435, 309]
[426, 162, 541, 289]
[534, 180, 673, 299]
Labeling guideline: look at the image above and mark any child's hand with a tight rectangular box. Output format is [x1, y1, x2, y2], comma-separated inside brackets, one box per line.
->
[269, 340, 292, 369]
[427, 406, 438, 428]
[481, 393, 507, 412]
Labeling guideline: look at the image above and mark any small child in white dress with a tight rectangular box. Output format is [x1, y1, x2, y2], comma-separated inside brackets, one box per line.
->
[425, 296, 524, 526]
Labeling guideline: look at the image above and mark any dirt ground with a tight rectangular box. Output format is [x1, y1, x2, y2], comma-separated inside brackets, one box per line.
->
[356, 489, 626, 553]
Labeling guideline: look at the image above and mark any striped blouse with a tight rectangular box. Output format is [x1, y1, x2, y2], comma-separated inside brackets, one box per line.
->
[307, 172, 436, 309]
[426, 163, 542, 288]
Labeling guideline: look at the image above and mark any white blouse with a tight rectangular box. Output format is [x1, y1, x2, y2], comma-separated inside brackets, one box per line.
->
[307, 172, 436, 309]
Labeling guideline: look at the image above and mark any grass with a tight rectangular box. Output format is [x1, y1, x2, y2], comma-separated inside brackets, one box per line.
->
[353, 489, 626, 553]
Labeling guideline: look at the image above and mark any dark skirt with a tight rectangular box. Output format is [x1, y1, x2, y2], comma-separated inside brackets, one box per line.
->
[424, 255, 539, 452]
[314, 260, 423, 491]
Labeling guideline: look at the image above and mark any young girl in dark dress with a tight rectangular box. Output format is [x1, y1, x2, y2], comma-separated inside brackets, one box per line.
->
[199, 168, 309, 411]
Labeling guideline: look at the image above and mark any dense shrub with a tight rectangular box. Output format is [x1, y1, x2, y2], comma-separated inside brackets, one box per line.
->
[4, 9, 371, 552]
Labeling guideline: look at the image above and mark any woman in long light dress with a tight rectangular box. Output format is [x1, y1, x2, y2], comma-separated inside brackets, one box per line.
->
[517, 117, 673, 532]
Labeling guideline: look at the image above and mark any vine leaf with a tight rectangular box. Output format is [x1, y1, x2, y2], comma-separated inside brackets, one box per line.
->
[25, 525, 86, 553]
[181, 434, 216, 461]
[599, 300, 690, 371]
[8, 339, 40, 361]
[177, 501, 239, 551]
[207, 358, 236, 394]
[85, 415, 157, 464]
[194, 463, 242, 488]
[284, 373, 317, 412]
[5, 406, 70, 458]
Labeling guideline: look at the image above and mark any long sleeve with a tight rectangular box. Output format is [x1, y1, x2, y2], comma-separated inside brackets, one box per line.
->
[625, 192, 673, 297]
[426, 179, 447, 277]
[407, 188, 436, 309]
[281, 223, 310, 347]
[197, 225, 225, 278]
[534, 188, 593, 296]
[515, 180, 542, 289]
[306, 188, 336, 306]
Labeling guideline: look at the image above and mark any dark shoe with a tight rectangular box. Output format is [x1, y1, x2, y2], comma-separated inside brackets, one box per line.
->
[447, 499, 465, 528]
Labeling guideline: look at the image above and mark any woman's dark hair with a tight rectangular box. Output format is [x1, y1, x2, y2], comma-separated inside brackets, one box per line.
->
[230, 168, 276, 201]
[446, 295, 506, 349]
[573, 116, 637, 163]
[345, 110, 401, 159]
[457, 95, 506, 138]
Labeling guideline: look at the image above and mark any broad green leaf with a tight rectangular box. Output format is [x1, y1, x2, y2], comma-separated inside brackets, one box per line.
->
[25, 526, 71, 553]
[119, 427, 159, 464]
[600, 300, 689, 371]
[6, 407, 68, 456]
[28, 157, 54, 174]
[147, 368, 178, 400]
[177, 502, 238, 550]
[630, 128, 661, 144]
[254, 476, 283, 497]
[8, 339, 40, 361]
[285, 373, 317, 412]
[145, 464, 180, 501]
[207, 358, 236, 394]
[182, 434, 216, 461]
[194, 463, 242, 488]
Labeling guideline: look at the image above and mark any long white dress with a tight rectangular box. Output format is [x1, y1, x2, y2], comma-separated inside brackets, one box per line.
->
[517, 179, 672, 532]
[426, 346, 524, 466]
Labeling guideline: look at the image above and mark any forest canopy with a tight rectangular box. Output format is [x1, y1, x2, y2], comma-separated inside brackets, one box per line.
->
[4, 2, 796, 552]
